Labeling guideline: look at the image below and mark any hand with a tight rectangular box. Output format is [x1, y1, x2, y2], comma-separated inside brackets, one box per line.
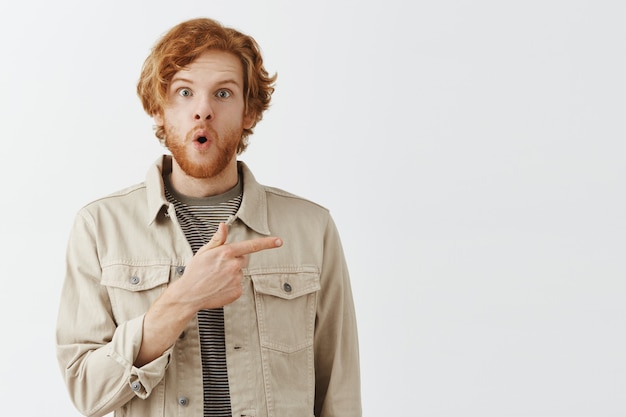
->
[136, 223, 282, 367]
[173, 223, 282, 311]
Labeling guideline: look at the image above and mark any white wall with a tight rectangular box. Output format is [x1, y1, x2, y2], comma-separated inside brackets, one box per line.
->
[1, 0, 625, 415]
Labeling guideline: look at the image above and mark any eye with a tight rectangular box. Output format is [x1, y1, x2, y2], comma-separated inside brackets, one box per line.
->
[178, 88, 192, 97]
[216, 89, 231, 99]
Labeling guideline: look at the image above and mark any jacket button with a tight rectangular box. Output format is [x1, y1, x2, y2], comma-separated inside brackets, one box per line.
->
[130, 276, 140, 285]
[130, 381, 142, 392]
[176, 266, 186, 276]
[178, 396, 189, 406]
[283, 282, 292, 293]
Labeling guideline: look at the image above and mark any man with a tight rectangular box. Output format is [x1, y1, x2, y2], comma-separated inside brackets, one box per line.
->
[56, 17, 361, 417]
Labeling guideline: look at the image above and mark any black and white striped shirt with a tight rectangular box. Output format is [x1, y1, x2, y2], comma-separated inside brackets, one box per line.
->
[165, 175, 242, 417]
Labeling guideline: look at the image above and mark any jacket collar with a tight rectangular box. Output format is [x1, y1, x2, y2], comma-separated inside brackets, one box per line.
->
[146, 155, 170, 225]
[145, 155, 270, 235]
[236, 161, 271, 235]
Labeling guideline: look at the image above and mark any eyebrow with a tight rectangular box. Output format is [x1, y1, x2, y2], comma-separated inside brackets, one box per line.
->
[170, 76, 242, 88]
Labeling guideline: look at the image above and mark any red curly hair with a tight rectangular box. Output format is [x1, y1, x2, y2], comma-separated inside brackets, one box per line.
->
[137, 18, 276, 153]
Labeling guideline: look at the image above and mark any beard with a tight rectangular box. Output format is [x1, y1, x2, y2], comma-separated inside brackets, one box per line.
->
[164, 122, 243, 179]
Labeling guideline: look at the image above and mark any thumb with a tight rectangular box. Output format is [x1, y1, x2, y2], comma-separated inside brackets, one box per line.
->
[199, 222, 228, 252]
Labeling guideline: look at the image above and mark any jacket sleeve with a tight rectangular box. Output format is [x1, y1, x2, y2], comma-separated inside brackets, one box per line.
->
[56, 210, 171, 417]
[314, 215, 362, 417]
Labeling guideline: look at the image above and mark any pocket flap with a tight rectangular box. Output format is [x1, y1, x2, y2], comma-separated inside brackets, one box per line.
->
[250, 266, 320, 300]
[101, 264, 171, 291]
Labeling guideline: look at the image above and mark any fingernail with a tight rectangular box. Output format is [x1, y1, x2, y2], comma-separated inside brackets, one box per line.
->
[275, 238, 283, 246]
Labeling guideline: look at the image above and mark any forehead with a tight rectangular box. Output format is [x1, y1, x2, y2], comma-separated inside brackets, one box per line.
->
[171, 50, 244, 84]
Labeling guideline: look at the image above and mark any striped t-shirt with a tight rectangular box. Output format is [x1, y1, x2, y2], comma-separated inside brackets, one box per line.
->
[164, 174, 242, 417]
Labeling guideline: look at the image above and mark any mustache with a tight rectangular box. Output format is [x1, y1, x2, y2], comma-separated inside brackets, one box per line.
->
[187, 124, 219, 143]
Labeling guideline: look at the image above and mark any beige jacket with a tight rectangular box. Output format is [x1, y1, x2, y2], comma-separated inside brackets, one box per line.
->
[56, 156, 361, 417]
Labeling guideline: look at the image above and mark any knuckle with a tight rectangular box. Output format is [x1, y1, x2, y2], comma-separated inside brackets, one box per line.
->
[227, 260, 244, 275]
[221, 246, 235, 258]
[249, 240, 261, 252]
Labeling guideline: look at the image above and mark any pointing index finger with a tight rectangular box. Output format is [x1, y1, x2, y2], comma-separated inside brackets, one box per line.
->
[229, 237, 283, 257]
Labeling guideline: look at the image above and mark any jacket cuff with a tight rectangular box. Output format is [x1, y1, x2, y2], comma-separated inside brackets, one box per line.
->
[107, 314, 172, 399]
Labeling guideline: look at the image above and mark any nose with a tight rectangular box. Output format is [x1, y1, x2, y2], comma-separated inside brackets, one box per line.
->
[194, 96, 213, 121]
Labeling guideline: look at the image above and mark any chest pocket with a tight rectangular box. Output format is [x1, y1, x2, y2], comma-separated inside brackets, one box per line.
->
[101, 263, 171, 324]
[250, 266, 321, 354]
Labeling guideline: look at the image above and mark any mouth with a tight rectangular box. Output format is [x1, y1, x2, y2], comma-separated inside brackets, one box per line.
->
[191, 129, 213, 151]
[192, 128, 212, 144]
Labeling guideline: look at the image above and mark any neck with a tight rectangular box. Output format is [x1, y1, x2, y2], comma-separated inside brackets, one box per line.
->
[169, 159, 239, 198]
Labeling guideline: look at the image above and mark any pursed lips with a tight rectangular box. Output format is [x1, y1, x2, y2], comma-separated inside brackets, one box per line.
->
[192, 128, 213, 145]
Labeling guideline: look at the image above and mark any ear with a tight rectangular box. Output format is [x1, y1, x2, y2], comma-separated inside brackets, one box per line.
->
[243, 110, 256, 130]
